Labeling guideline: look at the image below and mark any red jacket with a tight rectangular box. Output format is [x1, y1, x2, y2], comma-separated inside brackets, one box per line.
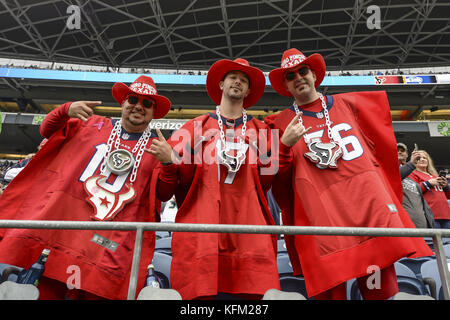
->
[265, 91, 433, 297]
[155, 112, 284, 299]
[409, 170, 450, 220]
[0, 103, 160, 299]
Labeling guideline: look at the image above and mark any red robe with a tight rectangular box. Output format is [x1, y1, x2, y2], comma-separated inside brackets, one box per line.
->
[0, 103, 160, 300]
[155, 112, 283, 300]
[265, 91, 433, 297]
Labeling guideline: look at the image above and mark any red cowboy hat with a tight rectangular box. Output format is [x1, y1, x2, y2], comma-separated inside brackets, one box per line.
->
[269, 48, 326, 97]
[112, 75, 171, 119]
[206, 58, 266, 109]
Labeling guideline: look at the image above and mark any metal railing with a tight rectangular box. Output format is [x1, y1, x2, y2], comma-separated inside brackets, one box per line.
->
[0, 219, 449, 300]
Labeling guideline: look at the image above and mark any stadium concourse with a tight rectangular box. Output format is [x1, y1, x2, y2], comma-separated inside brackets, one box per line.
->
[0, 0, 449, 301]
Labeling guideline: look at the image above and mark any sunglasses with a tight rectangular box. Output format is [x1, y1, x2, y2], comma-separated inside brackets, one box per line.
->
[285, 67, 310, 81]
[127, 95, 155, 109]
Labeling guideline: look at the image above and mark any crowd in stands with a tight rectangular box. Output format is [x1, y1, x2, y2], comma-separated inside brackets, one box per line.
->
[2, 58, 450, 78]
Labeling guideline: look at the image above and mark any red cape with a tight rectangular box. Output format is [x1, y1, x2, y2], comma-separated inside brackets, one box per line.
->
[265, 91, 433, 297]
[0, 108, 160, 299]
[155, 113, 281, 299]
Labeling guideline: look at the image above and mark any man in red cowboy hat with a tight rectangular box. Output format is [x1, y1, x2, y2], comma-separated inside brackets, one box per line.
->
[147, 58, 309, 299]
[0, 75, 171, 299]
[265, 48, 433, 300]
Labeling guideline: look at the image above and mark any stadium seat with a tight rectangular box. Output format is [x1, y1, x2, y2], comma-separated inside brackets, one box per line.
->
[423, 237, 434, 250]
[0, 281, 39, 300]
[276, 253, 293, 275]
[263, 288, 306, 300]
[276, 253, 310, 299]
[155, 230, 171, 239]
[393, 262, 429, 297]
[154, 237, 172, 256]
[151, 251, 173, 289]
[0, 263, 23, 283]
[420, 259, 450, 300]
[392, 292, 434, 300]
[423, 237, 450, 251]
[137, 287, 181, 300]
[277, 239, 287, 254]
[279, 275, 309, 299]
[444, 244, 450, 258]
[397, 256, 434, 280]
[346, 278, 362, 300]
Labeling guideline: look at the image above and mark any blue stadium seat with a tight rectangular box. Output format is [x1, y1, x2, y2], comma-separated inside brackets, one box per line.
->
[276, 253, 310, 299]
[279, 275, 309, 299]
[394, 262, 430, 296]
[154, 237, 172, 256]
[276, 253, 293, 275]
[420, 258, 450, 300]
[423, 237, 434, 250]
[0, 281, 39, 300]
[444, 244, 450, 258]
[277, 239, 287, 254]
[151, 252, 172, 289]
[346, 278, 362, 300]
[155, 230, 171, 239]
[0, 263, 23, 283]
[397, 256, 434, 280]
[423, 237, 450, 251]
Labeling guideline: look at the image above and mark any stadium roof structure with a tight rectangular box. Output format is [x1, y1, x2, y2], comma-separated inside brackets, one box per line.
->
[0, 0, 449, 72]
[0, 0, 449, 167]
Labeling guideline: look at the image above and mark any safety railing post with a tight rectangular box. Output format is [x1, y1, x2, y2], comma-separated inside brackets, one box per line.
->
[432, 234, 450, 300]
[127, 226, 144, 300]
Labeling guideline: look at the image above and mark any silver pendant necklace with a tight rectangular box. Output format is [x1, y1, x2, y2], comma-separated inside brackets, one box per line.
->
[101, 120, 152, 183]
[293, 93, 343, 169]
[215, 106, 247, 173]
[83, 120, 152, 221]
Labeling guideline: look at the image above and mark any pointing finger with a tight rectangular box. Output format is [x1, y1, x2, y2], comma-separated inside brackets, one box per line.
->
[84, 101, 102, 108]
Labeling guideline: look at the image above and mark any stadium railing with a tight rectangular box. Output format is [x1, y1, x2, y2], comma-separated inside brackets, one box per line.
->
[0, 219, 449, 300]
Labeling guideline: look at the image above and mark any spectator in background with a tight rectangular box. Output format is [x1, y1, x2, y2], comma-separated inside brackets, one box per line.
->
[409, 150, 450, 229]
[0, 160, 12, 196]
[397, 143, 435, 228]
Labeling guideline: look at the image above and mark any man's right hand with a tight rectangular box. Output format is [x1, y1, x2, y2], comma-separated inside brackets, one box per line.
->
[145, 129, 177, 164]
[280, 112, 312, 147]
[68, 101, 102, 121]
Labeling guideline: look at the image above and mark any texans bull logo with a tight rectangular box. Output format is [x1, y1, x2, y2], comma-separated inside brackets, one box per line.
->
[106, 149, 135, 175]
[84, 175, 136, 221]
[111, 152, 131, 169]
[304, 138, 343, 169]
[219, 147, 246, 173]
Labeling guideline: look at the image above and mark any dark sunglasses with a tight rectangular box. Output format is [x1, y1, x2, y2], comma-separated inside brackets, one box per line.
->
[285, 67, 310, 81]
[127, 95, 154, 109]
